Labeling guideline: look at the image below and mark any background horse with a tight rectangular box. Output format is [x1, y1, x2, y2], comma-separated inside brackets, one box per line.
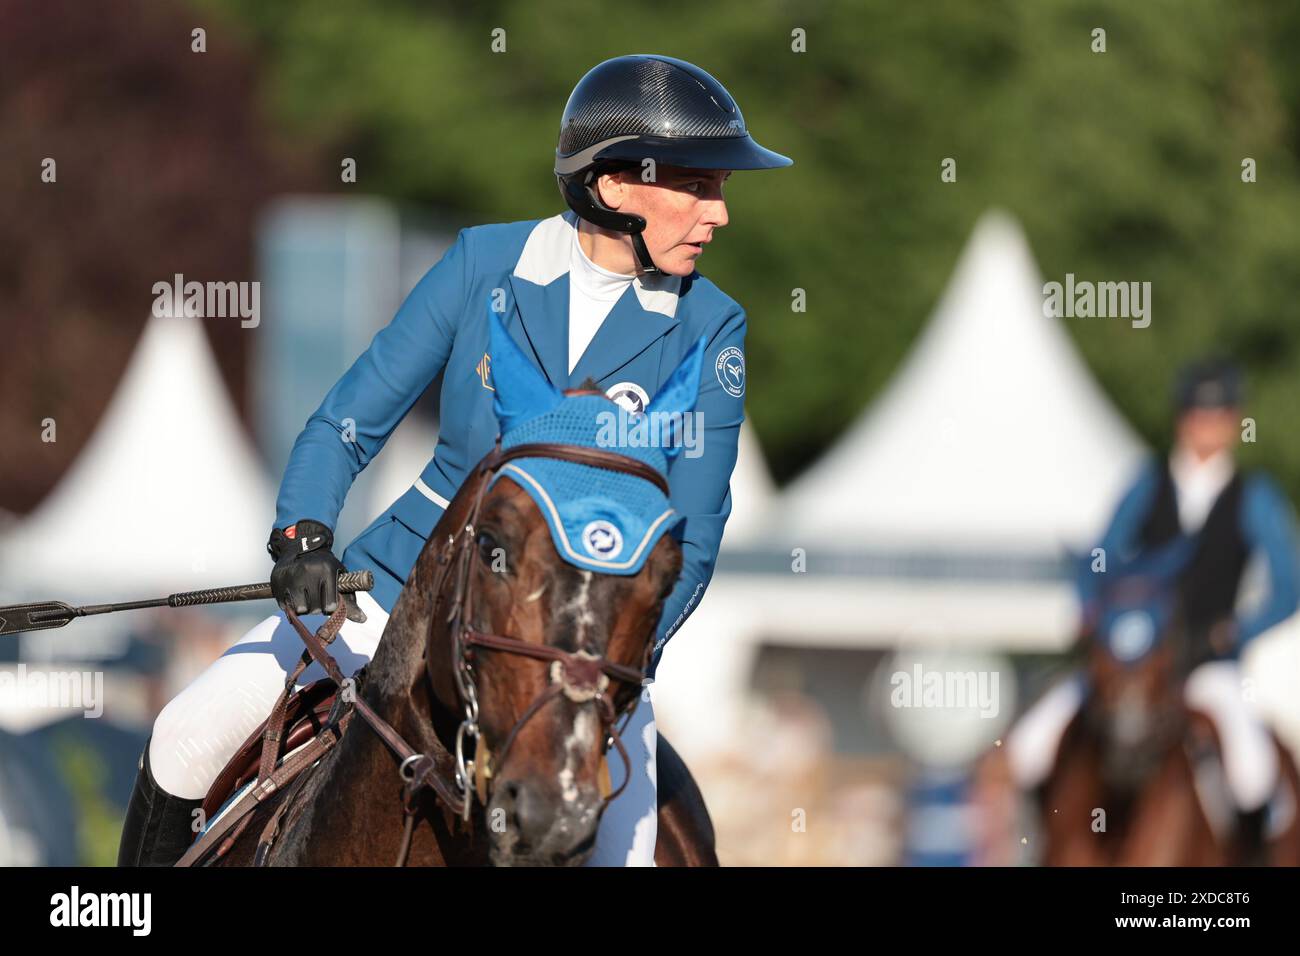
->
[1038, 602, 1300, 866]
[976, 555, 1300, 866]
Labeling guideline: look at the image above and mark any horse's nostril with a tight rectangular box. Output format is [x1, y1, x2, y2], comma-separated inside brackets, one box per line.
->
[496, 781, 549, 840]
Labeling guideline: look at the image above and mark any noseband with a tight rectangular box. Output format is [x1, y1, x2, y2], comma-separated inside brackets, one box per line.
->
[431, 438, 667, 820]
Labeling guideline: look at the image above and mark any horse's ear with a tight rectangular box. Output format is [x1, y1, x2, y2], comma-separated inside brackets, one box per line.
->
[489, 307, 563, 432]
[646, 334, 706, 420]
[642, 335, 706, 462]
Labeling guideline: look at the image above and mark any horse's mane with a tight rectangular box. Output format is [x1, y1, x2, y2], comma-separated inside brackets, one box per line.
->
[564, 377, 615, 399]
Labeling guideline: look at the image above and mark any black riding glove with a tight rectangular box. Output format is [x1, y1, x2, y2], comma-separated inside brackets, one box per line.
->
[267, 519, 366, 623]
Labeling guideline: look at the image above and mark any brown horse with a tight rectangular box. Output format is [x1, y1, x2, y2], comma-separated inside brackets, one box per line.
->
[1035, 621, 1300, 866]
[976, 602, 1300, 866]
[200, 408, 718, 866]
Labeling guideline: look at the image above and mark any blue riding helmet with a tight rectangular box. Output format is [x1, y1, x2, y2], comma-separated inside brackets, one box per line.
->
[555, 54, 793, 274]
[1174, 357, 1244, 412]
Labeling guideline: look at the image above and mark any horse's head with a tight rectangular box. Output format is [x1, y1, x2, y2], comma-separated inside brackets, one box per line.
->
[422, 311, 702, 865]
[1081, 542, 1193, 791]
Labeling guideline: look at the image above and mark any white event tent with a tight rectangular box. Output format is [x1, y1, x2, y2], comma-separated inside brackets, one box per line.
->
[0, 313, 275, 602]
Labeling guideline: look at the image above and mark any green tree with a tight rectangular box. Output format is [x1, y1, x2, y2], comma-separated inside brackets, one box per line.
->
[200, 0, 1300, 495]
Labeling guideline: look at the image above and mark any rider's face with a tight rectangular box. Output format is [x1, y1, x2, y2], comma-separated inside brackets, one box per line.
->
[1175, 406, 1239, 461]
[597, 165, 731, 276]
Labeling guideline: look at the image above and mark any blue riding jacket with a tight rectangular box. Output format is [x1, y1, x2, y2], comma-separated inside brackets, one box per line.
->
[273, 210, 748, 674]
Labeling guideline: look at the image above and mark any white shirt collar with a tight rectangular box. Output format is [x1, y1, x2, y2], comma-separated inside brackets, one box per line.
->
[512, 211, 683, 318]
[1169, 445, 1236, 533]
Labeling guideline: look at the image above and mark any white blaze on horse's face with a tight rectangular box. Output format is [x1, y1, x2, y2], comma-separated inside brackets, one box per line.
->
[560, 708, 600, 806]
[1112, 684, 1151, 747]
[558, 570, 598, 648]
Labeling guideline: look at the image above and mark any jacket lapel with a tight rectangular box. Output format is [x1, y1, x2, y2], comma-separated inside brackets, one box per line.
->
[569, 286, 679, 386]
[505, 209, 683, 389]
[506, 273, 570, 388]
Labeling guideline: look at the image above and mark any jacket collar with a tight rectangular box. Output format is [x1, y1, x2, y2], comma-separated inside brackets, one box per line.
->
[507, 211, 682, 387]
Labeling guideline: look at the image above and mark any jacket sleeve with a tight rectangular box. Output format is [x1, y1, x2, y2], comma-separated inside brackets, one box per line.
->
[1075, 460, 1161, 612]
[650, 308, 746, 671]
[274, 229, 471, 530]
[1235, 473, 1300, 646]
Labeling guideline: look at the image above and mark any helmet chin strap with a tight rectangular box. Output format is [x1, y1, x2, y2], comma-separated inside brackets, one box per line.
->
[562, 174, 662, 276]
[628, 232, 660, 276]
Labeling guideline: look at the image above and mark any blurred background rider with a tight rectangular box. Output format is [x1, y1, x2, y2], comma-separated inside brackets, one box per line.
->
[1007, 358, 1300, 855]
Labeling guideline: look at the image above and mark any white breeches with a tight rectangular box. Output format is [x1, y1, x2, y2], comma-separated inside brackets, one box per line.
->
[586, 688, 658, 867]
[148, 592, 657, 865]
[1006, 660, 1278, 811]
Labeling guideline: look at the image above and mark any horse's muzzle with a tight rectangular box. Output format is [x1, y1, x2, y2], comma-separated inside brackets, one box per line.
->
[488, 779, 602, 866]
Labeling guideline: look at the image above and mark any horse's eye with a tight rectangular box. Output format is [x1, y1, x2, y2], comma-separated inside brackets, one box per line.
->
[477, 530, 506, 570]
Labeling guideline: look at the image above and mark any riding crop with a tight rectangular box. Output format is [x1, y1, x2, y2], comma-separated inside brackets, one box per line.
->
[0, 571, 374, 637]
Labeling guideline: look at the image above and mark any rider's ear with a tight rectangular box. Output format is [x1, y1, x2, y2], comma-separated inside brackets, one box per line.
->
[488, 307, 563, 432]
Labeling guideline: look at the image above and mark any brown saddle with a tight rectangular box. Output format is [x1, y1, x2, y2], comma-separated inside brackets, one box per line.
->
[199, 678, 340, 826]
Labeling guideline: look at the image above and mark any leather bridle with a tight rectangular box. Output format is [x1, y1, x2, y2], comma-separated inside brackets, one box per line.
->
[431, 438, 667, 821]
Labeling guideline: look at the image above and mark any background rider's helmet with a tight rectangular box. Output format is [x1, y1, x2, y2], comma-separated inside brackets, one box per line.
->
[555, 54, 792, 274]
[1173, 357, 1244, 413]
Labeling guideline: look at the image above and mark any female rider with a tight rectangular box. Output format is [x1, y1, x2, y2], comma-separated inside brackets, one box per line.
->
[118, 53, 792, 866]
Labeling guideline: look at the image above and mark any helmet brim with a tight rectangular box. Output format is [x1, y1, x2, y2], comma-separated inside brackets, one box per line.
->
[558, 133, 792, 176]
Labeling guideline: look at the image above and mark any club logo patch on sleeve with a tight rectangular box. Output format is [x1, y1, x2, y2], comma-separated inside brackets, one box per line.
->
[715, 346, 745, 397]
[581, 520, 623, 559]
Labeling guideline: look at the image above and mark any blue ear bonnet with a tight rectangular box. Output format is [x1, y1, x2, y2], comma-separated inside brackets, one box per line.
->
[1097, 594, 1175, 664]
[1093, 539, 1192, 663]
[489, 395, 679, 575]
[483, 304, 704, 575]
